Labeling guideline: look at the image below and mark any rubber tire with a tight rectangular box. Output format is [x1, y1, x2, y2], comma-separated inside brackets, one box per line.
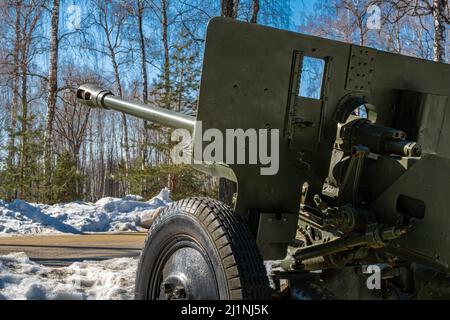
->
[135, 197, 271, 300]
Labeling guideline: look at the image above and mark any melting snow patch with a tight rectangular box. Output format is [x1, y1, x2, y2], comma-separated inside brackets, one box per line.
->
[0, 188, 171, 235]
[0, 252, 138, 300]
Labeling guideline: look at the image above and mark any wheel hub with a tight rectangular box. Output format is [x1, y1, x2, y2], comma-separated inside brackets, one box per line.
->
[158, 246, 219, 300]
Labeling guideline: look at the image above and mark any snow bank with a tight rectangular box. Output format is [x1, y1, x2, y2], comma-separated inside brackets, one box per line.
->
[0, 188, 171, 235]
[0, 252, 137, 300]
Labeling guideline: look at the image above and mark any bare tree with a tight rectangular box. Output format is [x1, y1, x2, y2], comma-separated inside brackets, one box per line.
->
[388, 0, 449, 62]
[162, 0, 170, 106]
[6, 0, 22, 187]
[43, 0, 60, 200]
[433, 0, 447, 62]
[18, 0, 44, 198]
[221, 0, 239, 18]
[335, 0, 375, 46]
[250, 0, 259, 23]
[136, 0, 150, 170]
[54, 86, 91, 167]
[0, 0, 226, 202]
[93, 0, 131, 193]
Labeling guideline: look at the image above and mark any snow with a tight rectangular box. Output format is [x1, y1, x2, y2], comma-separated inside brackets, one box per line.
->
[0, 252, 137, 300]
[180, 106, 196, 116]
[0, 187, 171, 235]
[0, 189, 173, 299]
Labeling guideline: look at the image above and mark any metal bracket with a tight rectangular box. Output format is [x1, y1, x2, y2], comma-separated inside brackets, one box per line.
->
[345, 45, 377, 92]
[256, 213, 298, 243]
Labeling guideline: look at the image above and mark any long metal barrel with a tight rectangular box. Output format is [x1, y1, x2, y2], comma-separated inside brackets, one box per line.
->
[76, 84, 196, 132]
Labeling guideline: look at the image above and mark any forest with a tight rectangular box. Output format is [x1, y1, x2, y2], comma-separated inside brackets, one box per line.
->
[0, 0, 448, 204]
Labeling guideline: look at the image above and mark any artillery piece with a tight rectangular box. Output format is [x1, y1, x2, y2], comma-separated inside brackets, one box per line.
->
[77, 17, 450, 299]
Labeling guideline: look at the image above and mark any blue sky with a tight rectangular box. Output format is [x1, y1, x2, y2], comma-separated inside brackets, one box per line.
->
[24, 0, 322, 103]
[291, 0, 317, 29]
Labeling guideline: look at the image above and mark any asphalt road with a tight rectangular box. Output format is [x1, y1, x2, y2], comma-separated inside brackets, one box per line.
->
[0, 232, 147, 266]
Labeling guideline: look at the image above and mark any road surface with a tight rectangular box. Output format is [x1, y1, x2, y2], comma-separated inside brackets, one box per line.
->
[0, 232, 147, 266]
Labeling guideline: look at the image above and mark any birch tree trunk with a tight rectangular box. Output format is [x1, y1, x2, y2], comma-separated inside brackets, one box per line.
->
[137, 0, 148, 98]
[6, 0, 22, 198]
[162, 0, 170, 108]
[221, 0, 239, 18]
[250, 0, 259, 23]
[433, 0, 447, 63]
[137, 0, 149, 171]
[19, 39, 28, 199]
[105, 24, 130, 194]
[161, 0, 176, 192]
[43, 0, 60, 201]
[232, 0, 239, 19]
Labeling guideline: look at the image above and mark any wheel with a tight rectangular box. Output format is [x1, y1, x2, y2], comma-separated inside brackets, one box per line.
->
[135, 197, 271, 300]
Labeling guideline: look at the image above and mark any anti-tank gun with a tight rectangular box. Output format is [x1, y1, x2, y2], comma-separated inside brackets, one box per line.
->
[77, 17, 450, 299]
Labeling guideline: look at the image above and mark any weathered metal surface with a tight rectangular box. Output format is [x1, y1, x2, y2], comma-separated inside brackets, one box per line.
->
[370, 154, 450, 269]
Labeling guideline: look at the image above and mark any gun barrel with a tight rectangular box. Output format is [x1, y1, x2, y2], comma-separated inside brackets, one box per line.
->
[76, 84, 196, 132]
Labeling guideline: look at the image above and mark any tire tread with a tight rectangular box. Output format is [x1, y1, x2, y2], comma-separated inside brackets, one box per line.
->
[138, 197, 270, 300]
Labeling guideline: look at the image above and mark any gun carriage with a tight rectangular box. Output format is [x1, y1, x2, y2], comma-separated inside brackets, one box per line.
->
[77, 17, 450, 299]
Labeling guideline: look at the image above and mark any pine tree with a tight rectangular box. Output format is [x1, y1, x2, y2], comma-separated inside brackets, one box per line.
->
[171, 35, 201, 113]
[148, 30, 202, 193]
[52, 151, 83, 203]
